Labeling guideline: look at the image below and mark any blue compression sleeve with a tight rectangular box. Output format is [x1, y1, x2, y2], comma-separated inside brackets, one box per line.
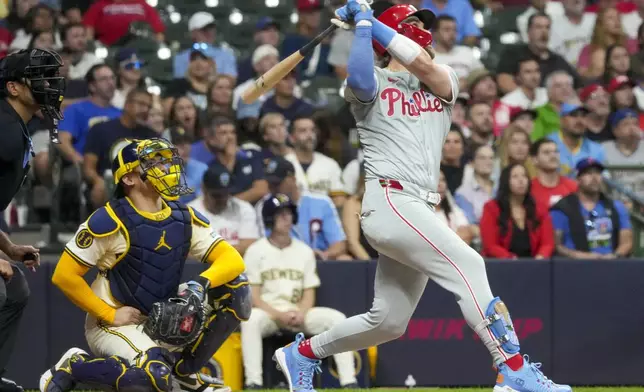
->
[371, 18, 397, 50]
[347, 25, 377, 102]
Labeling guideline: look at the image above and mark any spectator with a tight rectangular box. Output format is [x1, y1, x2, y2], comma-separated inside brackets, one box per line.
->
[585, 0, 637, 13]
[206, 74, 235, 120]
[602, 43, 633, 83]
[281, 0, 333, 80]
[83, 88, 157, 208]
[173, 12, 236, 79]
[495, 124, 535, 179]
[191, 116, 268, 204]
[497, 13, 580, 94]
[168, 96, 201, 140]
[145, 96, 165, 135]
[480, 164, 555, 258]
[259, 72, 314, 124]
[172, 127, 208, 204]
[0, 25, 13, 58]
[164, 48, 215, 113]
[549, 0, 596, 66]
[452, 95, 471, 135]
[463, 101, 494, 162]
[602, 109, 644, 197]
[237, 17, 281, 84]
[436, 169, 476, 245]
[467, 69, 514, 136]
[530, 138, 578, 207]
[312, 110, 356, 168]
[501, 57, 548, 109]
[57, 63, 121, 165]
[188, 164, 259, 256]
[432, 15, 483, 90]
[6, 0, 37, 33]
[622, 0, 643, 39]
[259, 156, 351, 260]
[285, 116, 346, 207]
[517, 0, 564, 42]
[9, 3, 62, 51]
[111, 48, 145, 110]
[421, 0, 481, 45]
[441, 126, 467, 194]
[531, 70, 576, 141]
[630, 23, 644, 81]
[26, 29, 55, 50]
[82, 0, 165, 46]
[57, 49, 89, 110]
[233, 44, 280, 115]
[61, 23, 101, 80]
[580, 84, 613, 142]
[509, 107, 538, 135]
[253, 112, 293, 160]
[550, 158, 633, 258]
[456, 145, 496, 222]
[577, 7, 638, 79]
[548, 103, 605, 177]
[241, 193, 356, 389]
[608, 75, 640, 112]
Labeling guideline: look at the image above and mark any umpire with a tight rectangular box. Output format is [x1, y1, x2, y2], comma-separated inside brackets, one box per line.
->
[0, 48, 65, 392]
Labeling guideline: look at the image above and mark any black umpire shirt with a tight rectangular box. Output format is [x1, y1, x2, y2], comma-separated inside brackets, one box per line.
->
[0, 99, 33, 211]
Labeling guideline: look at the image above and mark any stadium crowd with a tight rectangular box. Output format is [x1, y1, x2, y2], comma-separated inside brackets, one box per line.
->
[1, 0, 643, 261]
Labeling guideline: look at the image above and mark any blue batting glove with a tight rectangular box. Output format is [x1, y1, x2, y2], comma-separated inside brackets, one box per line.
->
[354, 8, 373, 24]
[335, 5, 351, 21]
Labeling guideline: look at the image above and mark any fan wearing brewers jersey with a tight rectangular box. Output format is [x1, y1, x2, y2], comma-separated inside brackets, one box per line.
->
[241, 193, 357, 389]
[188, 165, 261, 256]
[284, 116, 347, 208]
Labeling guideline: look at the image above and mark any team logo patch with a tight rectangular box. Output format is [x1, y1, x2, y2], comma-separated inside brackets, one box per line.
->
[180, 315, 195, 332]
[75, 229, 94, 249]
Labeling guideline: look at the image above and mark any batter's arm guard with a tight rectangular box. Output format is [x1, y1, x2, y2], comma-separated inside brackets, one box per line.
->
[474, 297, 520, 355]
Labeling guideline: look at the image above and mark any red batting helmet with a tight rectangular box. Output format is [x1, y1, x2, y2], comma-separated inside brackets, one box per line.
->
[373, 4, 436, 56]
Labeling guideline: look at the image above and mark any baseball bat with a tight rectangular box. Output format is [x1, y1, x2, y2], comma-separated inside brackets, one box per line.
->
[240, 24, 338, 104]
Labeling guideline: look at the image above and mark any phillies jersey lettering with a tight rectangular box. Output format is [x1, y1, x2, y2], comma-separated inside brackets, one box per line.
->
[345, 65, 459, 192]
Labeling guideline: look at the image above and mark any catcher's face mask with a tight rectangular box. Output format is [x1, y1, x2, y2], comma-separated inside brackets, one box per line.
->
[137, 138, 193, 201]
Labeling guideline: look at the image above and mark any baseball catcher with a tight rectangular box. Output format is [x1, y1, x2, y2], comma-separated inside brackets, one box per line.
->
[39, 138, 251, 392]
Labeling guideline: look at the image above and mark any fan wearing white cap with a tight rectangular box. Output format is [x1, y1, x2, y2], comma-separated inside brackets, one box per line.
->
[233, 44, 280, 116]
[173, 11, 237, 80]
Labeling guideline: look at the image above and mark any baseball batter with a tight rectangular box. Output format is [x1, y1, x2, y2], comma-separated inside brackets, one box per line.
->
[273, 2, 572, 392]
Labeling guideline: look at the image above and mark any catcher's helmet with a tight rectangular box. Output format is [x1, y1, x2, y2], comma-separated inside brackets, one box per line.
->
[112, 138, 192, 200]
[373, 4, 436, 56]
[262, 193, 298, 228]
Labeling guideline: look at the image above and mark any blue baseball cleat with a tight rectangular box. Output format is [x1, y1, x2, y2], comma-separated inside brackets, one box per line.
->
[273, 333, 322, 392]
[494, 355, 572, 392]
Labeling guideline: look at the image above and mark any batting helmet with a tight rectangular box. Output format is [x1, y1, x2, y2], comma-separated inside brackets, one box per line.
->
[373, 4, 436, 56]
[262, 193, 298, 228]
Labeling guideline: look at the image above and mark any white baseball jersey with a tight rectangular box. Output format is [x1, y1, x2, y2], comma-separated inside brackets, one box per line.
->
[346, 65, 459, 192]
[188, 196, 260, 245]
[285, 151, 346, 197]
[244, 237, 320, 312]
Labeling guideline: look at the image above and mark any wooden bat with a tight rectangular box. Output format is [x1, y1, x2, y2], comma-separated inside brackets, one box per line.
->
[240, 24, 338, 104]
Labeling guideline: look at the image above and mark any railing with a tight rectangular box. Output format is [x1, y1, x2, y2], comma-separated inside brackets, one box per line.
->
[603, 165, 644, 257]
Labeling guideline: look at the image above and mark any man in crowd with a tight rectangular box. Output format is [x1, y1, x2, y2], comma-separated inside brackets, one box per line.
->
[501, 57, 548, 109]
[188, 165, 260, 257]
[61, 23, 102, 80]
[580, 84, 612, 142]
[83, 88, 157, 209]
[549, 0, 595, 66]
[467, 69, 515, 136]
[463, 102, 494, 162]
[548, 103, 605, 177]
[550, 159, 633, 258]
[530, 138, 578, 207]
[517, 0, 564, 42]
[234, 44, 280, 118]
[531, 70, 576, 141]
[602, 109, 644, 198]
[237, 17, 281, 84]
[260, 72, 314, 125]
[420, 0, 481, 46]
[171, 127, 208, 205]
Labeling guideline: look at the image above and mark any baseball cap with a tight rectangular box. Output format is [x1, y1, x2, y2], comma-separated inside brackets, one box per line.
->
[606, 75, 635, 94]
[256, 16, 280, 31]
[115, 48, 145, 68]
[297, 0, 323, 12]
[252, 44, 279, 67]
[560, 102, 589, 117]
[467, 68, 493, 92]
[575, 158, 604, 177]
[189, 12, 216, 31]
[203, 163, 239, 194]
[190, 42, 211, 60]
[264, 156, 295, 186]
[579, 84, 605, 102]
[610, 108, 639, 128]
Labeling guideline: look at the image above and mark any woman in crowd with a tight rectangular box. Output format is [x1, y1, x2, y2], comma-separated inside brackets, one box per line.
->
[167, 96, 201, 140]
[602, 44, 634, 84]
[456, 145, 496, 223]
[441, 126, 467, 194]
[495, 124, 535, 180]
[163, 50, 216, 114]
[10, 3, 61, 51]
[480, 163, 555, 259]
[205, 74, 235, 119]
[577, 7, 637, 79]
[435, 169, 476, 246]
[342, 166, 378, 260]
[112, 50, 146, 109]
[26, 29, 55, 50]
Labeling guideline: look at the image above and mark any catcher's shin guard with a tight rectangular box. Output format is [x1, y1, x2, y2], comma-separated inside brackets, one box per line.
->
[175, 274, 251, 375]
[64, 347, 175, 392]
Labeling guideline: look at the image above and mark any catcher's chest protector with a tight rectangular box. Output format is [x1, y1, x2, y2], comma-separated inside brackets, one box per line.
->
[107, 199, 192, 314]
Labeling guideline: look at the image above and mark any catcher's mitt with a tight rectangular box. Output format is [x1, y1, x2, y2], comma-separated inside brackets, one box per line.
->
[144, 294, 206, 346]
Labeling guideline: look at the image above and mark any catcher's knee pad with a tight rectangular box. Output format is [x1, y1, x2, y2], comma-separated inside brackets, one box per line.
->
[208, 273, 251, 321]
[116, 347, 175, 392]
[475, 297, 520, 354]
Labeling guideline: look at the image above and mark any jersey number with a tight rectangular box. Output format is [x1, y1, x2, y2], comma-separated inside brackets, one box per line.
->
[291, 288, 303, 304]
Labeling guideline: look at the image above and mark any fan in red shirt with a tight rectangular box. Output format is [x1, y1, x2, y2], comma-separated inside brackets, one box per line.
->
[83, 0, 165, 46]
[480, 163, 555, 259]
[529, 138, 578, 208]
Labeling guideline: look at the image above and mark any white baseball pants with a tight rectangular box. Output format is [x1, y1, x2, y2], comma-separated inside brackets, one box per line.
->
[241, 307, 357, 386]
[309, 179, 514, 365]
